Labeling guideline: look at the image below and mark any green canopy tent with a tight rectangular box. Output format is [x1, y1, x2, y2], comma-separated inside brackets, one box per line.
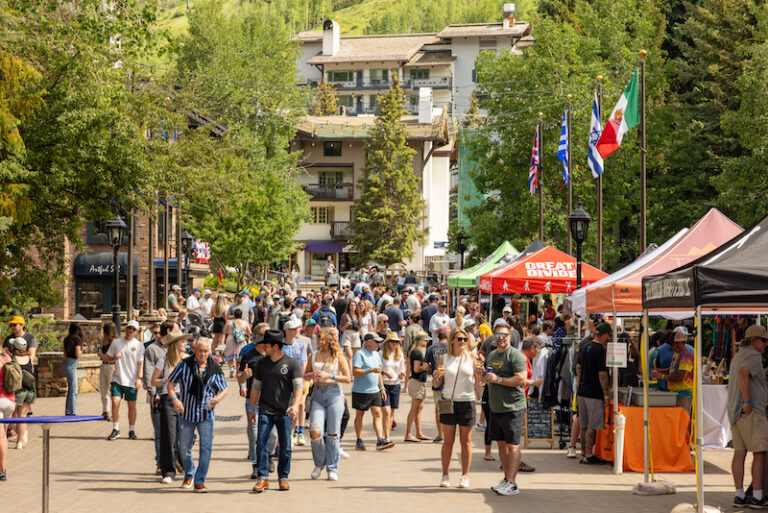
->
[447, 241, 519, 288]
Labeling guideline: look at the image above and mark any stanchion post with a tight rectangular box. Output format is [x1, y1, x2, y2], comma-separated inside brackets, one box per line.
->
[43, 424, 50, 513]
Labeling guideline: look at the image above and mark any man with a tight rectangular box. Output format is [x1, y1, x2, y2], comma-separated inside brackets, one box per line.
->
[143, 320, 174, 474]
[282, 317, 310, 446]
[502, 305, 513, 322]
[403, 313, 423, 361]
[565, 317, 600, 458]
[405, 287, 420, 314]
[360, 285, 375, 304]
[376, 314, 390, 340]
[3, 316, 38, 361]
[542, 298, 557, 321]
[332, 293, 348, 323]
[485, 324, 531, 496]
[426, 326, 449, 443]
[167, 285, 185, 317]
[250, 330, 304, 493]
[428, 301, 450, 344]
[576, 322, 611, 464]
[268, 295, 284, 329]
[253, 296, 268, 327]
[404, 270, 418, 287]
[105, 320, 145, 441]
[654, 327, 694, 391]
[518, 336, 542, 473]
[311, 297, 338, 328]
[420, 295, 438, 333]
[377, 287, 395, 309]
[728, 325, 768, 508]
[167, 337, 228, 493]
[229, 291, 255, 326]
[652, 330, 694, 415]
[351, 332, 394, 451]
[238, 324, 270, 479]
[185, 288, 202, 323]
[384, 298, 406, 336]
[199, 290, 214, 319]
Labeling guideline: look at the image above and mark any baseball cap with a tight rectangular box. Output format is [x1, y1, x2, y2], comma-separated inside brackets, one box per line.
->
[272, 294, 281, 300]
[295, 298, 308, 305]
[672, 326, 689, 335]
[306, 319, 317, 326]
[502, 306, 512, 313]
[10, 337, 27, 351]
[126, 320, 140, 330]
[363, 332, 383, 343]
[171, 285, 181, 291]
[438, 300, 447, 307]
[596, 323, 612, 335]
[8, 316, 25, 326]
[203, 289, 212, 296]
[673, 330, 689, 342]
[493, 318, 508, 328]
[745, 324, 768, 341]
[192, 287, 201, 293]
[241, 289, 250, 295]
[283, 317, 302, 330]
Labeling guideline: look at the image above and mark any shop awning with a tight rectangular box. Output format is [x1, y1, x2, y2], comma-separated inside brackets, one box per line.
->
[447, 241, 519, 288]
[305, 240, 350, 254]
[73, 252, 138, 277]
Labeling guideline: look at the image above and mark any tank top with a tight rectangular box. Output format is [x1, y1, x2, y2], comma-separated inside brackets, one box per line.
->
[312, 355, 340, 384]
[442, 353, 476, 401]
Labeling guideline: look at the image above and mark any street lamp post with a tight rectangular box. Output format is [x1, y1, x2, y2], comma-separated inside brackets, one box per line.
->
[181, 229, 194, 296]
[105, 215, 128, 335]
[456, 230, 468, 270]
[568, 200, 592, 289]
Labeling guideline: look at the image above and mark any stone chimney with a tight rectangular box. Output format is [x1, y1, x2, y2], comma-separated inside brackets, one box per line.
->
[418, 87, 433, 124]
[322, 19, 340, 56]
[503, 3, 516, 29]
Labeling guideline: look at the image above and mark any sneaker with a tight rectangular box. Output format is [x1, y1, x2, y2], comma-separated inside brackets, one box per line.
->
[376, 439, 395, 450]
[311, 466, 323, 480]
[356, 439, 366, 451]
[15, 442, 22, 450]
[250, 465, 259, 480]
[194, 484, 207, 493]
[458, 475, 470, 489]
[252, 479, 269, 493]
[106, 429, 120, 441]
[161, 476, 173, 484]
[22, 431, 27, 444]
[292, 432, 299, 446]
[327, 471, 338, 481]
[566, 446, 577, 458]
[181, 478, 193, 489]
[279, 480, 290, 491]
[440, 475, 450, 488]
[748, 496, 768, 509]
[476, 422, 487, 431]
[391, 420, 397, 429]
[229, 368, 235, 378]
[519, 461, 536, 472]
[0, 471, 5, 481]
[102, 411, 111, 421]
[734, 496, 749, 507]
[433, 436, 444, 444]
[128, 431, 137, 440]
[491, 478, 508, 492]
[296, 433, 306, 446]
[339, 448, 350, 459]
[496, 481, 520, 496]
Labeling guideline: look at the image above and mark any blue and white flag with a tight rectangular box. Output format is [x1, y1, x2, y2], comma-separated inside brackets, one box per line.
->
[557, 110, 569, 185]
[588, 93, 604, 178]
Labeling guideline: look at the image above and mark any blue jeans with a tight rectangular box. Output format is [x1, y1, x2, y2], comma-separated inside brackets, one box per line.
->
[245, 402, 278, 466]
[179, 416, 214, 485]
[64, 358, 78, 415]
[309, 384, 344, 472]
[257, 413, 292, 480]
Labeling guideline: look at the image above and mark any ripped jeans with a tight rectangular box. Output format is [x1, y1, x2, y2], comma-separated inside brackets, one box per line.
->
[309, 384, 345, 472]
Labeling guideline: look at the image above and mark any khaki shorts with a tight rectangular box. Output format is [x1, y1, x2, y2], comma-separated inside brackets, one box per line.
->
[732, 412, 768, 452]
[408, 379, 427, 400]
[432, 390, 443, 413]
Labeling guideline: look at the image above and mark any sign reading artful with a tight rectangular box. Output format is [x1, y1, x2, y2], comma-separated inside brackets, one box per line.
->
[524, 261, 576, 278]
[89, 264, 122, 276]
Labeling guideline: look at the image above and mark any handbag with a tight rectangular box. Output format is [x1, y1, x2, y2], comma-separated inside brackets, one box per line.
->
[437, 354, 464, 415]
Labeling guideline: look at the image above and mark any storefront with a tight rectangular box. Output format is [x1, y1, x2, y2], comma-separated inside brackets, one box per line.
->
[303, 241, 353, 280]
[73, 252, 138, 319]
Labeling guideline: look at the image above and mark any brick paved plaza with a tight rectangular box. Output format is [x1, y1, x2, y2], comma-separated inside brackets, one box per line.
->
[2, 378, 745, 513]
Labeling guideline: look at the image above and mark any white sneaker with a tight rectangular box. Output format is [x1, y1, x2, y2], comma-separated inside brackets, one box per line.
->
[15, 441, 23, 450]
[327, 471, 338, 481]
[496, 481, 520, 496]
[440, 475, 450, 488]
[566, 446, 577, 458]
[296, 433, 306, 446]
[161, 476, 173, 484]
[490, 478, 507, 492]
[22, 431, 28, 444]
[311, 466, 323, 480]
[292, 432, 298, 447]
[339, 448, 350, 459]
[458, 475, 469, 488]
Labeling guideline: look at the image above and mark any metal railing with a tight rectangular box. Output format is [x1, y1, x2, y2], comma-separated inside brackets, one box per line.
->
[303, 183, 354, 201]
[331, 221, 354, 240]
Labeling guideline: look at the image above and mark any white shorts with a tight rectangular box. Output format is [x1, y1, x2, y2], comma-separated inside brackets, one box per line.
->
[341, 330, 361, 349]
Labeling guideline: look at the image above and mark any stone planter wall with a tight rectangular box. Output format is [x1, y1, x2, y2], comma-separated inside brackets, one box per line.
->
[35, 352, 102, 398]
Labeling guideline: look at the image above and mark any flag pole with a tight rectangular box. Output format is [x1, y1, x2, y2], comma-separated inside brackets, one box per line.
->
[538, 112, 544, 240]
[596, 77, 603, 270]
[639, 50, 647, 251]
[566, 95, 573, 256]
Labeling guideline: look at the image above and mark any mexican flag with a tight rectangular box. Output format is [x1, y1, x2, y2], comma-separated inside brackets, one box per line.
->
[596, 70, 639, 158]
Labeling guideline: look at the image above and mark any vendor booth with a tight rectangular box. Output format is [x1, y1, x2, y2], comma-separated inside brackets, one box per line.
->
[447, 241, 519, 288]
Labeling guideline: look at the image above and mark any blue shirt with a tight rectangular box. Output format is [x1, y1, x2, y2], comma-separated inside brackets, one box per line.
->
[168, 359, 228, 423]
[351, 348, 382, 394]
[654, 342, 694, 390]
[420, 304, 438, 332]
[282, 339, 307, 366]
[384, 305, 404, 333]
[426, 342, 449, 391]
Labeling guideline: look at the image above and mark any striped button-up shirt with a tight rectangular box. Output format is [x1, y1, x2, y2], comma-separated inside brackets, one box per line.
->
[168, 359, 227, 423]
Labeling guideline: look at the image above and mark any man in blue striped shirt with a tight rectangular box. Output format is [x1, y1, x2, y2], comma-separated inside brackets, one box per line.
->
[167, 337, 228, 493]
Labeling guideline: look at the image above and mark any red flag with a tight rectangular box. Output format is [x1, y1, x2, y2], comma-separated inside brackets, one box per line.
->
[218, 268, 224, 286]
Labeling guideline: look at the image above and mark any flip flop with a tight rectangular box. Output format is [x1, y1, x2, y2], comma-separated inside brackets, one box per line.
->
[404, 438, 421, 443]
[483, 455, 496, 461]
[417, 436, 433, 441]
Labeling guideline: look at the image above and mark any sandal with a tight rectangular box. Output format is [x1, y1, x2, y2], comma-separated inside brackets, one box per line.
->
[417, 436, 433, 441]
[404, 438, 421, 443]
[483, 455, 496, 461]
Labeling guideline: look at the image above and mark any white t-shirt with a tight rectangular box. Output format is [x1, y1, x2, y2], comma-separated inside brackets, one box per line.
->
[185, 295, 200, 322]
[380, 352, 406, 385]
[107, 337, 145, 387]
[429, 312, 450, 343]
[154, 357, 181, 395]
[199, 298, 213, 317]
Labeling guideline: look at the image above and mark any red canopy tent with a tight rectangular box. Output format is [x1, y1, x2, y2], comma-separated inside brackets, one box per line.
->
[478, 245, 608, 294]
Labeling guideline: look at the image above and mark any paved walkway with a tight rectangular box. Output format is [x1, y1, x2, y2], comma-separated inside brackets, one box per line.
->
[2, 378, 747, 512]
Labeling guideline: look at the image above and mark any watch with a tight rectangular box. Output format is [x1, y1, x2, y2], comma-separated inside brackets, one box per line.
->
[496, 376, 503, 384]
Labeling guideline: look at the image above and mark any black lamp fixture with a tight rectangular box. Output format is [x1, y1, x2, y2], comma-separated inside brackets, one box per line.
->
[181, 228, 194, 295]
[568, 200, 592, 289]
[456, 229, 468, 270]
[104, 215, 128, 334]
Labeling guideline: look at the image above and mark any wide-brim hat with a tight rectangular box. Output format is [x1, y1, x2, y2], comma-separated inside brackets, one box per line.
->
[164, 329, 189, 346]
[383, 331, 401, 343]
[256, 329, 284, 346]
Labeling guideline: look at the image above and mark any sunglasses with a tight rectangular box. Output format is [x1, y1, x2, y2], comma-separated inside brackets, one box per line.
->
[495, 333, 509, 338]
[457, 337, 468, 342]
[153, 331, 160, 335]
[8, 323, 19, 327]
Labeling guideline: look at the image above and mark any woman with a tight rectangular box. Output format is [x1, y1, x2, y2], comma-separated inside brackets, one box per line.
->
[448, 306, 467, 330]
[339, 300, 361, 358]
[11, 338, 34, 449]
[552, 306, 570, 347]
[0, 348, 15, 480]
[358, 300, 376, 336]
[211, 293, 228, 355]
[62, 323, 83, 416]
[380, 333, 406, 441]
[290, 264, 300, 290]
[98, 321, 118, 420]
[305, 328, 351, 481]
[224, 309, 250, 377]
[151, 329, 188, 483]
[475, 313, 492, 344]
[404, 332, 432, 442]
[433, 328, 479, 488]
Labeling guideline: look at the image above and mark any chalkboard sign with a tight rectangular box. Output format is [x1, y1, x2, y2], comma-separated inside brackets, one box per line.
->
[524, 398, 554, 448]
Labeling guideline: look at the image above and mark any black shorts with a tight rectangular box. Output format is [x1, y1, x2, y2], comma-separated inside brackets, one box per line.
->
[489, 410, 524, 445]
[382, 384, 401, 409]
[439, 401, 476, 427]
[352, 391, 382, 411]
[212, 317, 226, 334]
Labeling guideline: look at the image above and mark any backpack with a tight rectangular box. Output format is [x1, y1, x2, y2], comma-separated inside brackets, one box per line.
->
[277, 312, 292, 333]
[317, 311, 333, 328]
[232, 321, 246, 344]
[14, 356, 35, 390]
[2, 355, 23, 393]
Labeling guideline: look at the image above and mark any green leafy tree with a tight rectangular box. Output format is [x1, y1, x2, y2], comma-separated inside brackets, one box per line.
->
[311, 80, 339, 115]
[350, 72, 427, 266]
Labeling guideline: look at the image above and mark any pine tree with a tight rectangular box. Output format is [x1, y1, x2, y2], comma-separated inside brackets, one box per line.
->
[311, 80, 339, 115]
[349, 72, 426, 266]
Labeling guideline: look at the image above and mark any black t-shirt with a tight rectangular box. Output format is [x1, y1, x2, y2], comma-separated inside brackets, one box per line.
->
[253, 354, 302, 415]
[3, 332, 38, 351]
[253, 306, 267, 326]
[238, 348, 265, 399]
[577, 341, 607, 399]
[332, 299, 348, 320]
[409, 349, 427, 382]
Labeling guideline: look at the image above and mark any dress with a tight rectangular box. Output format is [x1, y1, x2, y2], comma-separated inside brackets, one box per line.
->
[225, 319, 248, 362]
[212, 314, 226, 335]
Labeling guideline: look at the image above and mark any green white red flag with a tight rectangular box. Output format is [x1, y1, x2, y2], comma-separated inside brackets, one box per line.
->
[596, 70, 639, 158]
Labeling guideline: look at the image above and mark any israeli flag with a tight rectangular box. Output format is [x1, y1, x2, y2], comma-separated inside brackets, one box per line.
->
[588, 94, 604, 178]
[557, 111, 569, 185]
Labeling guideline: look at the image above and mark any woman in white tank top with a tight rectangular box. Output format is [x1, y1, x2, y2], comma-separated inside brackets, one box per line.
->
[432, 328, 482, 489]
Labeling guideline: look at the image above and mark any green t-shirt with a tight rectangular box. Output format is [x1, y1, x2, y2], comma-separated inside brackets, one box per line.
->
[486, 346, 527, 413]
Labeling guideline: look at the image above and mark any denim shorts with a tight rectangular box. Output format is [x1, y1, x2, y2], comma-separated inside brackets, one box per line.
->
[382, 384, 401, 409]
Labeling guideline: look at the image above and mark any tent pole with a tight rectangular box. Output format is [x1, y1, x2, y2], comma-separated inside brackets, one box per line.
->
[489, 292, 494, 323]
[642, 309, 650, 483]
[612, 308, 620, 475]
[695, 306, 704, 513]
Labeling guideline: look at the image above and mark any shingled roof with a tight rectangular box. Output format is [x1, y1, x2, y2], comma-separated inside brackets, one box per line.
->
[306, 34, 440, 64]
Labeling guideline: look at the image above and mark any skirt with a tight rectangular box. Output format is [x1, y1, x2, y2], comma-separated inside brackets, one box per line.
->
[224, 335, 244, 362]
[212, 316, 226, 334]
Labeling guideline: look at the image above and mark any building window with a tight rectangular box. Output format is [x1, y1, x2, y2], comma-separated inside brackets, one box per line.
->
[327, 70, 354, 83]
[319, 171, 344, 184]
[310, 206, 335, 224]
[479, 39, 497, 50]
[471, 69, 477, 83]
[324, 141, 342, 157]
[337, 95, 355, 108]
[410, 69, 429, 80]
[369, 95, 379, 109]
[370, 69, 389, 84]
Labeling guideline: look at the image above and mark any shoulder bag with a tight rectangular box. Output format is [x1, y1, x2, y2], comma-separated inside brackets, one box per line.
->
[437, 354, 464, 415]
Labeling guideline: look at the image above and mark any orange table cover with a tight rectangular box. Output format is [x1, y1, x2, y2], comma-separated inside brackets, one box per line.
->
[595, 405, 694, 472]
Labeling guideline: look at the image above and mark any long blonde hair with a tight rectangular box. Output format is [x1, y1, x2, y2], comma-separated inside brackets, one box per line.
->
[454, 306, 465, 328]
[382, 339, 403, 360]
[412, 332, 429, 356]
[213, 294, 228, 318]
[448, 328, 471, 356]
[317, 328, 341, 364]
[166, 338, 186, 371]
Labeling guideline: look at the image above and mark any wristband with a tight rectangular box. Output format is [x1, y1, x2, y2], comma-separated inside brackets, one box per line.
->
[331, 374, 335, 381]
[365, 368, 369, 375]
[247, 405, 258, 413]
[239, 384, 246, 388]
[170, 397, 178, 403]
[745, 400, 752, 404]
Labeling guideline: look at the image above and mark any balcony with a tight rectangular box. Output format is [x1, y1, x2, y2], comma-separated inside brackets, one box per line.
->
[404, 77, 452, 90]
[331, 221, 354, 240]
[303, 183, 354, 201]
